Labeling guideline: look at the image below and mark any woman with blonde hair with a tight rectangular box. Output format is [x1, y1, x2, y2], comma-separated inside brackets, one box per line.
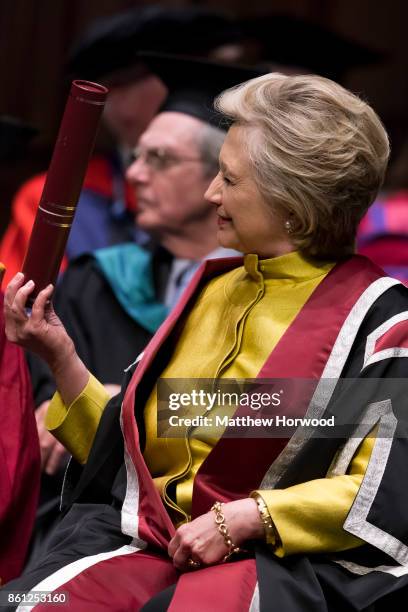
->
[5, 59, 408, 610]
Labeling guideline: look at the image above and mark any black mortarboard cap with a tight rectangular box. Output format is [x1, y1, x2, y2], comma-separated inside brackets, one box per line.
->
[240, 15, 383, 81]
[67, 6, 242, 82]
[0, 116, 37, 162]
[138, 52, 265, 130]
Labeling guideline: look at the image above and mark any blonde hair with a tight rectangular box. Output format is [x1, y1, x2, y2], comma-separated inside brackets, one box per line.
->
[215, 73, 390, 259]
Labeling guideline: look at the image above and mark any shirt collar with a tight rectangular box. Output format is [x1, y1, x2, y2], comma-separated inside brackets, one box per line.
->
[244, 251, 335, 282]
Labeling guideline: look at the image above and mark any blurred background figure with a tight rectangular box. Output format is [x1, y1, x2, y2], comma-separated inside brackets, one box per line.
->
[24, 54, 261, 569]
[0, 9, 386, 288]
[29, 54, 262, 407]
[358, 137, 408, 282]
[0, 5, 243, 287]
[0, 4, 244, 569]
[0, 288, 39, 585]
[0, 116, 37, 162]
[0, 119, 40, 584]
[239, 14, 382, 80]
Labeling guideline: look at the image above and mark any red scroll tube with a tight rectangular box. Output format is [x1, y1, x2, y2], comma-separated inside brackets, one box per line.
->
[22, 80, 108, 303]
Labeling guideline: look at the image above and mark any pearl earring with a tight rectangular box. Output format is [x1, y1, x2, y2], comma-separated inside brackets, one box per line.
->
[284, 220, 293, 234]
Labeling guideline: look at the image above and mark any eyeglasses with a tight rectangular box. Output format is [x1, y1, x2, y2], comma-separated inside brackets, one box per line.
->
[131, 146, 202, 171]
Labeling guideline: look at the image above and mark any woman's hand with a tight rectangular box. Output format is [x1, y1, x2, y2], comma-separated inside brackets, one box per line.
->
[168, 498, 263, 571]
[5, 272, 91, 406]
[4, 273, 74, 371]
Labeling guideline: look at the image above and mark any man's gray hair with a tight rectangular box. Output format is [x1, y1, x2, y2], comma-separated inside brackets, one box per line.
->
[196, 123, 225, 177]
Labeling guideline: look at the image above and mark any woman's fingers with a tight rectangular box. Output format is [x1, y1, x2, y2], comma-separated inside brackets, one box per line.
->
[168, 507, 251, 571]
[45, 441, 68, 475]
[38, 430, 67, 475]
[171, 541, 192, 571]
[5, 275, 53, 324]
[4, 272, 25, 307]
[31, 284, 54, 324]
[4, 278, 59, 361]
[35, 401, 53, 470]
[167, 533, 180, 558]
[169, 523, 211, 570]
[4, 277, 36, 343]
[12, 280, 35, 315]
[5, 275, 35, 322]
[38, 430, 53, 470]
[168, 529, 193, 570]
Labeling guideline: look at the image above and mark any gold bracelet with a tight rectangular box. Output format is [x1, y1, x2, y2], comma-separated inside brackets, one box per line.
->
[251, 493, 280, 547]
[211, 501, 242, 562]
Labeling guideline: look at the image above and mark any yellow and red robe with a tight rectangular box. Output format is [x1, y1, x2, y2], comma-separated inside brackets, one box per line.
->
[9, 253, 408, 610]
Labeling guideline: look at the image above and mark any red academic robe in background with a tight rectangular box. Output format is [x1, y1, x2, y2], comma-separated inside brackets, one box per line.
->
[0, 290, 40, 583]
[0, 155, 137, 287]
[358, 190, 408, 282]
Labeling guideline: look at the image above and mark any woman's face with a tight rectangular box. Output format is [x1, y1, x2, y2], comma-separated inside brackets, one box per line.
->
[205, 125, 295, 258]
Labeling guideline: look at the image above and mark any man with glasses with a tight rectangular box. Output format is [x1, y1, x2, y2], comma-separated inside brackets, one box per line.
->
[0, 6, 243, 287]
[29, 56, 262, 480]
[3, 54, 264, 603]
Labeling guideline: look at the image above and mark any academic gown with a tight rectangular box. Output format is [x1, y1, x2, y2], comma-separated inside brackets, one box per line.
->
[6, 255, 408, 611]
[23, 244, 172, 569]
[0, 294, 40, 584]
[28, 245, 172, 406]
